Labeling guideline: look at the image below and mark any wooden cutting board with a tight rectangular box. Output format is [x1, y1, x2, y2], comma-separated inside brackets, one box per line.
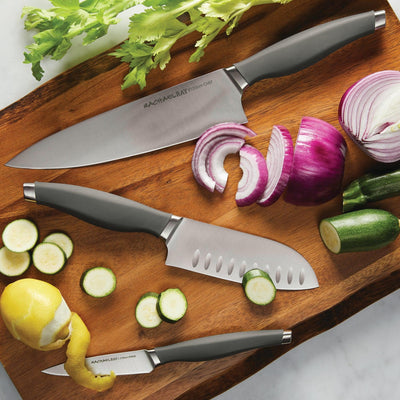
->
[0, 0, 399, 398]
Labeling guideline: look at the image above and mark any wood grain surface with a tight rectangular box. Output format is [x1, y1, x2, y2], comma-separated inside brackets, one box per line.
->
[1, 0, 400, 399]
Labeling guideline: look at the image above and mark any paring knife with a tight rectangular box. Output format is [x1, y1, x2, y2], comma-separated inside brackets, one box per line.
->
[23, 182, 318, 290]
[8, 11, 385, 169]
[42, 329, 292, 377]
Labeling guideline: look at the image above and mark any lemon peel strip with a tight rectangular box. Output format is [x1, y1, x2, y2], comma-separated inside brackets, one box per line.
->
[64, 313, 116, 392]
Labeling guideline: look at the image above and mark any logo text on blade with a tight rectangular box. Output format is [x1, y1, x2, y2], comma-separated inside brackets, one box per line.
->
[90, 354, 137, 365]
[144, 80, 213, 108]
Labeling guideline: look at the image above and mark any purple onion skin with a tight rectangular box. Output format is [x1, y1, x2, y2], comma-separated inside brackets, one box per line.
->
[284, 117, 347, 206]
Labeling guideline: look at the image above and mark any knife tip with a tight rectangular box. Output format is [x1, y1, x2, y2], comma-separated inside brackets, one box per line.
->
[41, 364, 68, 377]
[4, 160, 31, 169]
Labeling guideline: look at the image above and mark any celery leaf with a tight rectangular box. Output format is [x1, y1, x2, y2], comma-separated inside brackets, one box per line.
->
[22, 0, 292, 88]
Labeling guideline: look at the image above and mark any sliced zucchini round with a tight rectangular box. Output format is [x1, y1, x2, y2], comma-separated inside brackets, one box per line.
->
[157, 288, 187, 323]
[80, 267, 116, 298]
[32, 242, 66, 274]
[43, 232, 74, 259]
[0, 247, 31, 277]
[2, 219, 38, 253]
[135, 292, 162, 328]
[242, 269, 276, 305]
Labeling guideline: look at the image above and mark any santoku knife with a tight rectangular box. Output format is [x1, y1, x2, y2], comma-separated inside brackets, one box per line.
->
[8, 11, 385, 169]
[23, 182, 318, 290]
[42, 329, 292, 377]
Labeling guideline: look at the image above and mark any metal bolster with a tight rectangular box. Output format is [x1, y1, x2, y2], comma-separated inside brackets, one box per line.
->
[147, 349, 161, 368]
[282, 330, 292, 345]
[160, 215, 182, 242]
[23, 182, 37, 203]
[224, 66, 249, 94]
[374, 10, 386, 30]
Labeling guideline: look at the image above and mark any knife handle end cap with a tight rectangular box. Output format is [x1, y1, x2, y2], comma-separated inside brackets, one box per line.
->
[374, 10, 386, 30]
[23, 183, 36, 203]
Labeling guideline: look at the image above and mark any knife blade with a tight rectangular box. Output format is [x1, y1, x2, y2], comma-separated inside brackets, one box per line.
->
[42, 329, 292, 376]
[388, 0, 400, 20]
[7, 10, 385, 169]
[23, 182, 318, 290]
[0, 362, 22, 400]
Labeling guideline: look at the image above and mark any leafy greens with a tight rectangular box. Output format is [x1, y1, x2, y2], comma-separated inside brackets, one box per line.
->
[23, 0, 292, 89]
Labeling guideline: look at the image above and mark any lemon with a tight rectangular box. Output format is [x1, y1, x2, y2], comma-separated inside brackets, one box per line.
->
[0, 278, 115, 391]
[0, 278, 71, 350]
[65, 313, 116, 392]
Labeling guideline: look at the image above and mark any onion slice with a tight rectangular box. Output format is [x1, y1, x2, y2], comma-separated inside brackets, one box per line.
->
[207, 137, 245, 193]
[192, 122, 256, 192]
[339, 70, 400, 163]
[236, 145, 268, 207]
[284, 117, 347, 206]
[257, 125, 294, 206]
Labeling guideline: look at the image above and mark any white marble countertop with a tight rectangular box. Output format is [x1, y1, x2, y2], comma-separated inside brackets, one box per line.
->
[0, 1, 399, 399]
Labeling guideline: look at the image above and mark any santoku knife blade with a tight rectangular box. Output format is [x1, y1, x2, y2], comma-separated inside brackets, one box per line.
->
[42, 329, 292, 377]
[24, 182, 318, 290]
[7, 11, 385, 169]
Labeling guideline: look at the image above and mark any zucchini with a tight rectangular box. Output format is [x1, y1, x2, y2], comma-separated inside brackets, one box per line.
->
[157, 288, 187, 323]
[32, 242, 66, 274]
[343, 168, 400, 212]
[0, 247, 31, 277]
[135, 292, 162, 328]
[80, 267, 116, 298]
[242, 269, 276, 305]
[319, 209, 400, 254]
[2, 219, 38, 253]
[43, 232, 74, 259]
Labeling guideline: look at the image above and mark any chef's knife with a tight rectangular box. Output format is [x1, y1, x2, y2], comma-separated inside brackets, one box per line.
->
[24, 182, 318, 290]
[42, 329, 292, 376]
[8, 11, 385, 169]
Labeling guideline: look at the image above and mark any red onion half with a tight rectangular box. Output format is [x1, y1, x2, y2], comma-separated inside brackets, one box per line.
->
[236, 145, 268, 207]
[284, 117, 347, 206]
[192, 123, 256, 192]
[257, 125, 294, 206]
[339, 70, 400, 163]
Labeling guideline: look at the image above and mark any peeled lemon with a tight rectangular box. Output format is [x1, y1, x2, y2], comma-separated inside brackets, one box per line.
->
[0, 278, 115, 392]
[0, 278, 71, 350]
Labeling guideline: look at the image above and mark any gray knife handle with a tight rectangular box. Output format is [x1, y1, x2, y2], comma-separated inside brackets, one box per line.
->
[23, 182, 172, 237]
[234, 10, 385, 86]
[154, 330, 291, 364]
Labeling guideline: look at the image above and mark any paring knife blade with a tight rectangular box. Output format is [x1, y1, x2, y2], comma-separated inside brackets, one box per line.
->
[7, 11, 385, 169]
[24, 182, 318, 290]
[42, 329, 292, 376]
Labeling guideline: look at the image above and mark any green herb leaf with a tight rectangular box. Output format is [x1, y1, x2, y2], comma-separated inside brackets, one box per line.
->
[22, 0, 292, 87]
